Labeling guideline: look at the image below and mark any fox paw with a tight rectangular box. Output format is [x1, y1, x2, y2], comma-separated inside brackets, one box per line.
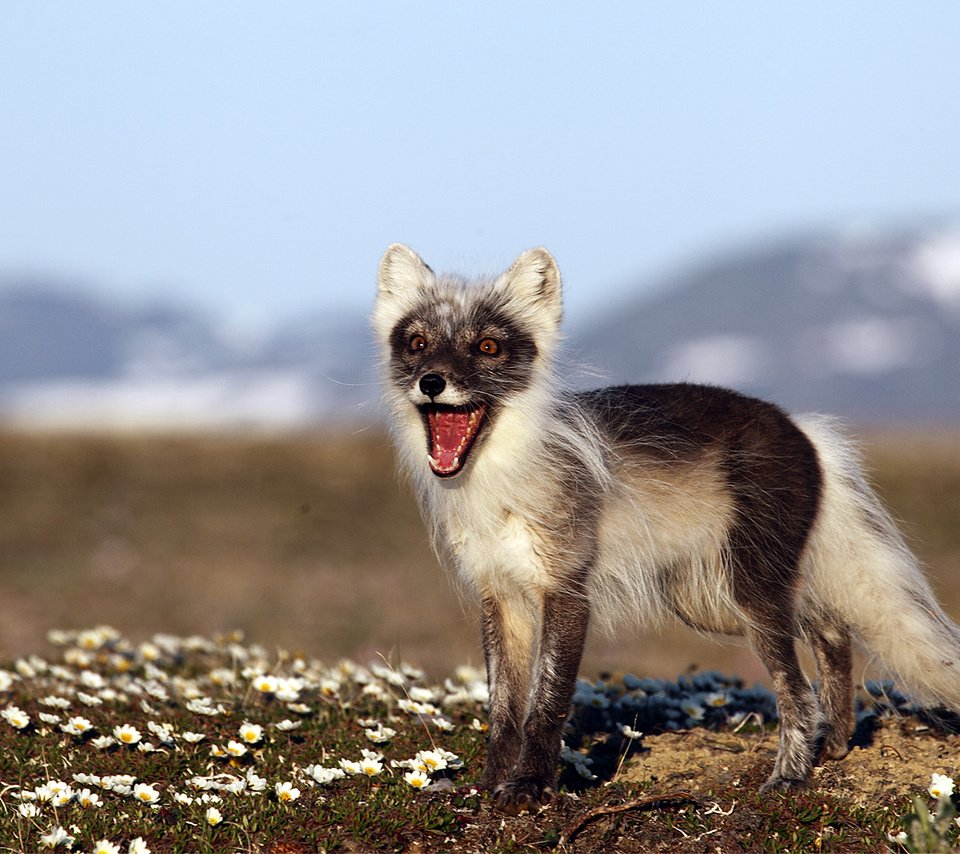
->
[760, 776, 808, 794]
[492, 778, 555, 815]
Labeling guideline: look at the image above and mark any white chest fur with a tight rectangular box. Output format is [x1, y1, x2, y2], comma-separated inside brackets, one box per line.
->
[434, 484, 551, 596]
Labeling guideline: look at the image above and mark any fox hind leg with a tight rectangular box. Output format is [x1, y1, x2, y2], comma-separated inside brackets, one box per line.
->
[729, 534, 824, 788]
[806, 619, 855, 760]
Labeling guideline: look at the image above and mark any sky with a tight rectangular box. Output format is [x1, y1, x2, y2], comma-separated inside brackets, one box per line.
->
[2, 2, 959, 334]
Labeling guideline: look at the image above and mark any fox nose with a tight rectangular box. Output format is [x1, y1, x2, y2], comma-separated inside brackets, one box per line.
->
[419, 373, 446, 399]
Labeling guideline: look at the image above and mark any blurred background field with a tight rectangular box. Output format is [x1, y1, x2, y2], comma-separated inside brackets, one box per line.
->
[1, 427, 957, 684]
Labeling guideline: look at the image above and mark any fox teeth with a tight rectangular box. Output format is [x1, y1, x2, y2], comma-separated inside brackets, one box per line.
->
[427, 453, 460, 470]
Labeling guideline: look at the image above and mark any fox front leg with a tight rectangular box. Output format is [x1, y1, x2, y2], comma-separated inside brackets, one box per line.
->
[480, 596, 535, 791]
[492, 581, 590, 815]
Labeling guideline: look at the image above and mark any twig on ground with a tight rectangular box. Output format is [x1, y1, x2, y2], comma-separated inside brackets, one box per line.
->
[560, 791, 700, 844]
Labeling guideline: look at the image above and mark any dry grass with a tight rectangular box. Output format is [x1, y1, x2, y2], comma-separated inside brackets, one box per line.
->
[0, 428, 957, 682]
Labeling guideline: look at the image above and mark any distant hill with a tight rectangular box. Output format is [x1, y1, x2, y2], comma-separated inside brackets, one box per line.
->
[572, 227, 960, 424]
[1, 225, 958, 428]
[0, 281, 377, 429]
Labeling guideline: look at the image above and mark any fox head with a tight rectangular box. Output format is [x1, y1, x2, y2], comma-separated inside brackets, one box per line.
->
[373, 245, 563, 478]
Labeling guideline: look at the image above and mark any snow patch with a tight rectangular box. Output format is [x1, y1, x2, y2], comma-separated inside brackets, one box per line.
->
[796, 315, 936, 378]
[0, 370, 320, 431]
[909, 230, 960, 312]
[659, 335, 769, 387]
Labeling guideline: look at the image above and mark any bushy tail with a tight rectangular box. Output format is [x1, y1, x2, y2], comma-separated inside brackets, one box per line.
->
[798, 414, 960, 711]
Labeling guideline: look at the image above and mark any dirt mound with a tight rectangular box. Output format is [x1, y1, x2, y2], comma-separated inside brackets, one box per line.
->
[625, 719, 959, 805]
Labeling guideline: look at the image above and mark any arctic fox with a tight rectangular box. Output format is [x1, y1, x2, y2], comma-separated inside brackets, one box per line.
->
[372, 243, 960, 813]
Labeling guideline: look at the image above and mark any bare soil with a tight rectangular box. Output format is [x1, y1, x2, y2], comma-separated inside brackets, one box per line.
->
[441, 717, 959, 853]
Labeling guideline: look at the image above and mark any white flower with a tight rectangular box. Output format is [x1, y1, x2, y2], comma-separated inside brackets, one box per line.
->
[319, 678, 340, 697]
[275, 678, 304, 702]
[359, 757, 383, 777]
[77, 788, 101, 808]
[274, 719, 301, 732]
[128, 838, 152, 854]
[101, 774, 137, 794]
[77, 692, 104, 707]
[2, 705, 30, 729]
[0, 670, 15, 691]
[681, 700, 705, 721]
[275, 781, 300, 802]
[224, 778, 246, 795]
[439, 749, 463, 769]
[132, 783, 161, 804]
[61, 716, 93, 736]
[40, 826, 74, 849]
[40, 695, 71, 709]
[362, 683, 389, 702]
[186, 698, 223, 716]
[414, 750, 447, 774]
[929, 772, 955, 800]
[51, 789, 74, 807]
[339, 759, 362, 775]
[704, 691, 729, 708]
[252, 674, 279, 694]
[205, 806, 223, 826]
[305, 765, 345, 785]
[181, 731, 205, 744]
[113, 724, 142, 745]
[79, 669, 106, 689]
[397, 698, 440, 716]
[36, 781, 71, 801]
[618, 723, 643, 740]
[17, 802, 39, 818]
[93, 840, 121, 854]
[408, 686, 435, 703]
[364, 723, 396, 743]
[39, 712, 62, 725]
[147, 721, 177, 744]
[91, 735, 116, 750]
[245, 769, 268, 792]
[404, 769, 430, 789]
[225, 740, 248, 758]
[238, 722, 263, 744]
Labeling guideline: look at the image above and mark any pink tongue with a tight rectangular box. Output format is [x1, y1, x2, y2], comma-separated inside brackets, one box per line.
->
[428, 410, 475, 471]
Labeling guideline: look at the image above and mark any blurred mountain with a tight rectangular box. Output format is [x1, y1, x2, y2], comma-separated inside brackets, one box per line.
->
[572, 226, 960, 424]
[0, 224, 958, 429]
[0, 281, 376, 430]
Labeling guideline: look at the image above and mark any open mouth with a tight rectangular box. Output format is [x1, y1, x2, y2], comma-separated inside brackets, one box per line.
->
[421, 404, 487, 477]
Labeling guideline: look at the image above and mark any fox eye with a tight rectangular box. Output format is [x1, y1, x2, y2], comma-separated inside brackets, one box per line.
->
[409, 334, 428, 352]
[477, 338, 500, 356]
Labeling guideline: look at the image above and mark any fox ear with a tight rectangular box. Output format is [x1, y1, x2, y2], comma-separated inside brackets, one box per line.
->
[377, 243, 433, 300]
[497, 247, 563, 329]
[374, 244, 434, 338]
